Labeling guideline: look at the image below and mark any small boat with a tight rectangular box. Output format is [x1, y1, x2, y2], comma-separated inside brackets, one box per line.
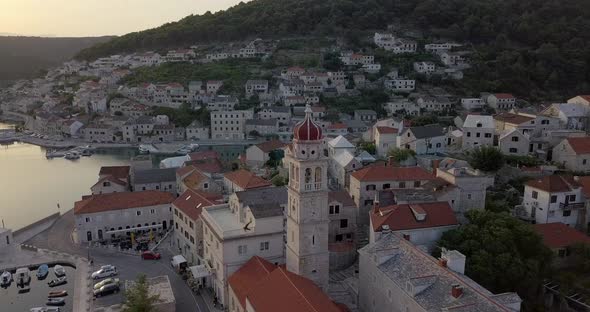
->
[53, 265, 66, 277]
[18, 285, 31, 293]
[15, 267, 31, 285]
[81, 149, 92, 156]
[37, 264, 49, 279]
[46, 298, 65, 306]
[64, 152, 80, 160]
[48, 290, 68, 297]
[0, 270, 12, 286]
[31, 308, 61, 312]
[48, 276, 67, 287]
[45, 150, 66, 159]
[138, 144, 158, 154]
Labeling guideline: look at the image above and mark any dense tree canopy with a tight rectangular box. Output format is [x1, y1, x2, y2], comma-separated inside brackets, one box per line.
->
[436, 210, 553, 308]
[123, 274, 160, 312]
[468, 146, 505, 172]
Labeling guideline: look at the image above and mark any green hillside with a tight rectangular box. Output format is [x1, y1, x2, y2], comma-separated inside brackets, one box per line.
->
[76, 0, 590, 100]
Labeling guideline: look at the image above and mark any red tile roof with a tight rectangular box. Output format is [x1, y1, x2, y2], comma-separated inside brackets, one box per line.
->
[229, 256, 342, 312]
[351, 166, 434, 182]
[176, 165, 196, 178]
[525, 175, 579, 193]
[376, 126, 398, 134]
[185, 160, 224, 174]
[228, 256, 276, 308]
[74, 191, 174, 215]
[91, 176, 127, 189]
[255, 140, 287, 153]
[183, 169, 210, 191]
[172, 189, 221, 221]
[494, 112, 534, 125]
[99, 166, 130, 181]
[328, 191, 355, 207]
[494, 93, 515, 99]
[533, 223, 590, 249]
[371, 202, 458, 231]
[566, 137, 590, 154]
[224, 169, 271, 190]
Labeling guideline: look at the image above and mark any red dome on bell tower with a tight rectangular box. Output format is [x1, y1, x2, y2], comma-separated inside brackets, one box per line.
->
[294, 105, 323, 141]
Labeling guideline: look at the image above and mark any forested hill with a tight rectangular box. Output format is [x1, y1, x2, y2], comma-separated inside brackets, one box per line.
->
[0, 36, 113, 82]
[76, 0, 590, 99]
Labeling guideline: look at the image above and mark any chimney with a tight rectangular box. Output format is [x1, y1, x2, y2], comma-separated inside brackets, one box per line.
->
[451, 284, 463, 298]
[381, 224, 391, 234]
[432, 159, 441, 176]
[438, 258, 448, 268]
[373, 193, 380, 214]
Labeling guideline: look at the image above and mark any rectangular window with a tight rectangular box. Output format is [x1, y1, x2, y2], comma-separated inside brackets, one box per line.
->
[366, 184, 376, 191]
[569, 195, 576, 202]
[414, 181, 421, 187]
[238, 245, 247, 255]
[150, 209, 155, 214]
[485, 133, 492, 138]
[260, 242, 269, 251]
[189, 221, 194, 229]
[335, 205, 340, 214]
[340, 219, 348, 228]
[476, 132, 481, 138]
[85, 217, 90, 223]
[364, 199, 374, 206]
[335, 234, 343, 242]
[532, 191, 538, 199]
[563, 210, 572, 217]
[382, 183, 391, 190]
[550, 196, 557, 203]
[399, 182, 406, 189]
[511, 136, 519, 142]
[136, 211, 141, 216]
[329, 205, 334, 214]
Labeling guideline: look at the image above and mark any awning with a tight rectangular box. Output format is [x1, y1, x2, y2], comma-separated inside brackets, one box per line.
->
[189, 265, 213, 278]
[105, 223, 163, 234]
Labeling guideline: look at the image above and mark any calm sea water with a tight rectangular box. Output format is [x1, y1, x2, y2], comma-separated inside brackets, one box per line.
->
[0, 122, 247, 230]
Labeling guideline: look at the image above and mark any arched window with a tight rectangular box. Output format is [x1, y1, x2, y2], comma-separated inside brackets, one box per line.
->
[305, 168, 312, 183]
[315, 167, 322, 186]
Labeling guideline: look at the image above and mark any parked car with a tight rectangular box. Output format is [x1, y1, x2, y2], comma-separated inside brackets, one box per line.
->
[91, 265, 117, 280]
[93, 283, 120, 297]
[93, 277, 119, 290]
[141, 250, 161, 260]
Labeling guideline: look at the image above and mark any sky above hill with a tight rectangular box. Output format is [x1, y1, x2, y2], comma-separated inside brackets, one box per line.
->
[0, 0, 244, 37]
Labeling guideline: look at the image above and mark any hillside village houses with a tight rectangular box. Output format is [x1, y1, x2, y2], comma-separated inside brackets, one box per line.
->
[10, 29, 590, 312]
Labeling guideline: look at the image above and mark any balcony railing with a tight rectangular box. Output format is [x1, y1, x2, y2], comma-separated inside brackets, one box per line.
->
[559, 202, 585, 210]
[304, 183, 322, 191]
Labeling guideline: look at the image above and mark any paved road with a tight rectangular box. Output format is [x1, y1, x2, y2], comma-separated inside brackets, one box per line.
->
[25, 209, 210, 312]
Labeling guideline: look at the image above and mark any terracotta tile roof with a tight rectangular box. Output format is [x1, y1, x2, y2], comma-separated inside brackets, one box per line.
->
[182, 169, 210, 191]
[224, 169, 271, 190]
[371, 202, 459, 231]
[494, 93, 515, 99]
[494, 112, 534, 125]
[255, 140, 287, 153]
[328, 191, 355, 207]
[91, 176, 127, 189]
[99, 166, 130, 181]
[172, 189, 221, 221]
[566, 137, 590, 154]
[351, 166, 435, 182]
[228, 256, 276, 308]
[580, 95, 590, 102]
[184, 159, 224, 174]
[376, 126, 398, 134]
[525, 175, 579, 193]
[533, 222, 590, 249]
[176, 165, 196, 178]
[576, 176, 590, 197]
[74, 191, 174, 215]
[229, 257, 342, 312]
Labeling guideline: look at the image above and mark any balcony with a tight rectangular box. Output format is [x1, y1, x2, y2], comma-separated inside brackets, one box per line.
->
[304, 182, 322, 191]
[559, 202, 585, 210]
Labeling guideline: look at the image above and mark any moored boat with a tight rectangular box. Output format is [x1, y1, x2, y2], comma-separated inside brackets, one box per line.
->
[37, 264, 49, 279]
[48, 276, 67, 287]
[30, 308, 61, 312]
[48, 290, 68, 297]
[64, 152, 80, 160]
[15, 267, 31, 285]
[53, 265, 66, 277]
[0, 270, 12, 287]
[46, 298, 65, 306]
